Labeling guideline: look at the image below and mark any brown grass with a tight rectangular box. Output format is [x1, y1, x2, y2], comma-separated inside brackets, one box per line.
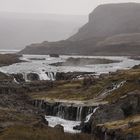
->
[0, 54, 22, 66]
[0, 125, 92, 140]
[100, 115, 140, 136]
[29, 68, 140, 102]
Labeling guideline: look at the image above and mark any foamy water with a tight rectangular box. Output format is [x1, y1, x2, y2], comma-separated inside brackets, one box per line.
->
[0, 55, 139, 80]
[45, 116, 81, 133]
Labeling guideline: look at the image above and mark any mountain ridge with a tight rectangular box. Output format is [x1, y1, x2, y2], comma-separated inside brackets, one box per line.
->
[19, 3, 140, 56]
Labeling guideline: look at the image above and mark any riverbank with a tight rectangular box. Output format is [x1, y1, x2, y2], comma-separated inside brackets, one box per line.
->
[0, 54, 22, 67]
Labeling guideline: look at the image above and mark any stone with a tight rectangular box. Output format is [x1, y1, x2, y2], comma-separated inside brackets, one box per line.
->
[54, 124, 64, 132]
[27, 73, 40, 81]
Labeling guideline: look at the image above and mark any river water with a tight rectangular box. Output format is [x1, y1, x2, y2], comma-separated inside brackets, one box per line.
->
[0, 55, 140, 80]
[0, 54, 140, 133]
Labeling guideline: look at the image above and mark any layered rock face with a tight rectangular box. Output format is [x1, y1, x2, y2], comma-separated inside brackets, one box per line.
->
[33, 99, 96, 121]
[80, 91, 140, 139]
[69, 3, 140, 41]
[20, 3, 140, 56]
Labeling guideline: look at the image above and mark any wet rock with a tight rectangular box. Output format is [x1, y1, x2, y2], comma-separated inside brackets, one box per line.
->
[54, 124, 64, 132]
[125, 133, 140, 140]
[40, 115, 48, 126]
[12, 73, 25, 83]
[91, 104, 125, 133]
[33, 100, 96, 121]
[55, 72, 94, 81]
[79, 91, 140, 139]
[27, 73, 40, 81]
[49, 54, 59, 58]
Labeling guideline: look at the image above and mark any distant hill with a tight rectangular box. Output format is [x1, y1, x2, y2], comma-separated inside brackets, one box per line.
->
[20, 3, 140, 56]
[0, 12, 87, 50]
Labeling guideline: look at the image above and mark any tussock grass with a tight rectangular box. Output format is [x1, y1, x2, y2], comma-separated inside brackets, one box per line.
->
[0, 125, 92, 140]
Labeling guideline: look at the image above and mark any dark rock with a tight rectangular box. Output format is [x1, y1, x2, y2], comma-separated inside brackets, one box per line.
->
[12, 73, 25, 83]
[27, 73, 40, 81]
[49, 54, 59, 58]
[132, 65, 140, 69]
[55, 72, 94, 81]
[40, 115, 48, 126]
[125, 133, 140, 140]
[54, 124, 64, 132]
[33, 100, 96, 121]
[78, 91, 140, 140]
[90, 104, 125, 134]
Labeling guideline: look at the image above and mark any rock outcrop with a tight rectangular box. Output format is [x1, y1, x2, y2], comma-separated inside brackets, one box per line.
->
[79, 91, 140, 139]
[69, 3, 140, 41]
[33, 99, 97, 121]
[55, 72, 95, 81]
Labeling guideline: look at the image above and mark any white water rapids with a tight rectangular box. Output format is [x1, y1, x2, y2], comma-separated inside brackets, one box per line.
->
[0, 55, 139, 81]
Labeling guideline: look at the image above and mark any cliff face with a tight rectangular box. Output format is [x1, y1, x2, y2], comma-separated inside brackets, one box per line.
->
[19, 3, 140, 56]
[69, 3, 140, 41]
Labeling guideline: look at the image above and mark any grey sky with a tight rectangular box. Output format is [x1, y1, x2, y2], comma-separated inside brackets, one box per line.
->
[0, 0, 140, 15]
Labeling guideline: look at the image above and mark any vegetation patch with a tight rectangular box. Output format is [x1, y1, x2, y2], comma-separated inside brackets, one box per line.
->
[0, 125, 92, 140]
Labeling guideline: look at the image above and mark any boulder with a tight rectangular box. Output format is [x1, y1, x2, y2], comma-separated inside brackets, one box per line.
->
[49, 54, 59, 58]
[54, 124, 64, 132]
[27, 73, 40, 81]
[12, 73, 25, 83]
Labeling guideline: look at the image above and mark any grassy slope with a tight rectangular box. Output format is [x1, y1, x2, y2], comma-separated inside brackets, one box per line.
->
[30, 67, 140, 102]
[30, 79, 109, 100]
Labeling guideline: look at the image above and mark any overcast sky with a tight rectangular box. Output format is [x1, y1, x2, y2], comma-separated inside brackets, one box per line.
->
[0, 0, 140, 15]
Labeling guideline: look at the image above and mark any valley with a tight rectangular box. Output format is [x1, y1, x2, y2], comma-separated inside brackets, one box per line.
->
[0, 53, 139, 139]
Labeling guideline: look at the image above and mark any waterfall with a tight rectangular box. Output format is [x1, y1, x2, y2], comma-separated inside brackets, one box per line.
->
[39, 100, 43, 109]
[85, 107, 99, 122]
[13, 78, 19, 84]
[22, 73, 28, 82]
[76, 107, 83, 121]
[46, 72, 56, 80]
[33, 99, 99, 122]
[57, 105, 64, 118]
[98, 81, 126, 99]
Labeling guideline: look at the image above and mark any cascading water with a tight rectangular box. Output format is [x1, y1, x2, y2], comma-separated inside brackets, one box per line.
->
[22, 73, 28, 82]
[19, 71, 56, 81]
[46, 72, 56, 80]
[34, 100, 100, 133]
[76, 107, 83, 121]
[85, 107, 99, 122]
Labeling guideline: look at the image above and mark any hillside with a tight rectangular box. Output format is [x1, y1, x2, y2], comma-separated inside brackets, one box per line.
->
[69, 3, 140, 41]
[19, 3, 140, 56]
